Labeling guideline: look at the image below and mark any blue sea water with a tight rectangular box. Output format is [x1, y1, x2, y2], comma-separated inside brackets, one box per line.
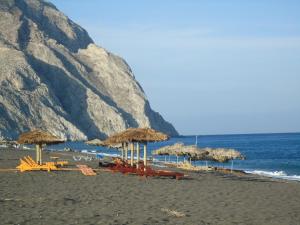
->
[50, 133, 300, 181]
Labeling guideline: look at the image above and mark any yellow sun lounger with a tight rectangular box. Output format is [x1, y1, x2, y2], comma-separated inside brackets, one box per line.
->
[50, 156, 68, 167]
[17, 156, 58, 172]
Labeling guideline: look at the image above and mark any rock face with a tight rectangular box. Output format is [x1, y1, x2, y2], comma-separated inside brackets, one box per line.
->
[0, 0, 178, 140]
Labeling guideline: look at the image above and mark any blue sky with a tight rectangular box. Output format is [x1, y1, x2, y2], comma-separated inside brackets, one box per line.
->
[50, 0, 300, 135]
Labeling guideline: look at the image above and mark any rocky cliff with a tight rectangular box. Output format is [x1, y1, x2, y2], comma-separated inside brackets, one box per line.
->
[0, 0, 178, 140]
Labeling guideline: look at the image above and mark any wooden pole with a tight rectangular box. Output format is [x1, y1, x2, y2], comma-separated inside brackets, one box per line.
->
[121, 143, 124, 160]
[130, 142, 134, 166]
[125, 143, 128, 161]
[39, 144, 42, 165]
[144, 143, 147, 170]
[36, 144, 39, 164]
[136, 142, 140, 168]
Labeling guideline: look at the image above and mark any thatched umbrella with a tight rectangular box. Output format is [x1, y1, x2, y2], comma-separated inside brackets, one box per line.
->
[104, 128, 168, 144]
[86, 138, 124, 158]
[183, 146, 210, 164]
[104, 128, 169, 168]
[152, 143, 185, 156]
[200, 148, 245, 172]
[17, 130, 65, 165]
[152, 142, 184, 163]
[86, 139, 124, 148]
[153, 144, 244, 162]
[153, 143, 208, 164]
[202, 148, 245, 163]
[153, 144, 244, 171]
[85, 139, 105, 146]
[0, 140, 18, 147]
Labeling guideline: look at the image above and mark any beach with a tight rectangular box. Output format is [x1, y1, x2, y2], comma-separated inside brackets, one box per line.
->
[1, 148, 300, 225]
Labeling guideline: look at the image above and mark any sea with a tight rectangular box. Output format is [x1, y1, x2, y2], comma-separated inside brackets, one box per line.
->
[49, 133, 300, 181]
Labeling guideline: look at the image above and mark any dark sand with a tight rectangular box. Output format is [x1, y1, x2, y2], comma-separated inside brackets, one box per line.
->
[1, 148, 300, 225]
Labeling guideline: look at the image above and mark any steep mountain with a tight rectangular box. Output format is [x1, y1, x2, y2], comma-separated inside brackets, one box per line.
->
[0, 0, 178, 140]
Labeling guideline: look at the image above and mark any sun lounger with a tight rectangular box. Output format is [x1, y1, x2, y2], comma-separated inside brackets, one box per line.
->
[107, 158, 184, 179]
[16, 156, 58, 172]
[50, 156, 68, 166]
[76, 164, 97, 176]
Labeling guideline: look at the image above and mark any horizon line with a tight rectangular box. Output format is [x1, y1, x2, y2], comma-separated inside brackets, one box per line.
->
[176, 131, 300, 137]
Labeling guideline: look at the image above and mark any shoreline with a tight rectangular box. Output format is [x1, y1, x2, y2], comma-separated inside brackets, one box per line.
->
[2, 146, 300, 183]
[75, 150, 300, 183]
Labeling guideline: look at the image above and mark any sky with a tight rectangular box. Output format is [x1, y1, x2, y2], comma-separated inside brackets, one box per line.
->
[50, 0, 300, 135]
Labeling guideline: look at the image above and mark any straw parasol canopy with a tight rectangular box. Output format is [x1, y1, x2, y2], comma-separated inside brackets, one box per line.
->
[203, 148, 245, 163]
[86, 139, 123, 149]
[183, 145, 209, 160]
[153, 143, 245, 162]
[0, 140, 18, 145]
[153, 143, 208, 160]
[103, 128, 169, 168]
[17, 129, 65, 165]
[17, 130, 65, 145]
[86, 139, 105, 146]
[104, 128, 169, 145]
[152, 142, 185, 155]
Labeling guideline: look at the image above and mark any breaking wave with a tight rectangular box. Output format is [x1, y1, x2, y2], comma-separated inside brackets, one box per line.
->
[246, 170, 300, 181]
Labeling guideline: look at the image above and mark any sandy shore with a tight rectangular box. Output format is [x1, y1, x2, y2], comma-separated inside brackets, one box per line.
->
[1, 148, 300, 225]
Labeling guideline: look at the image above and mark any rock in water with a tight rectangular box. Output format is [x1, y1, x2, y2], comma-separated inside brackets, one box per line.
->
[0, 0, 178, 140]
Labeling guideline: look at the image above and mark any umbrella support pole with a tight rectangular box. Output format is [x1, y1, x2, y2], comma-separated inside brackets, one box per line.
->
[136, 143, 140, 168]
[130, 143, 134, 167]
[36, 144, 39, 164]
[144, 143, 147, 170]
[39, 144, 42, 165]
[36, 144, 42, 165]
[126, 144, 129, 161]
[121, 143, 124, 160]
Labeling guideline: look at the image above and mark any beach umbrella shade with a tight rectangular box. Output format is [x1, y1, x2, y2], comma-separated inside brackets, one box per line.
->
[85, 139, 105, 146]
[153, 142, 184, 164]
[86, 138, 124, 158]
[0, 140, 18, 147]
[103, 128, 169, 145]
[181, 145, 208, 160]
[152, 142, 185, 156]
[153, 144, 245, 170]
[86, 139, 123, 149]
[202, 148, 245, 163]
[103, 128, 169, 168]
[17, 129, 65, 165]
[153, 143, 208, 162]
[198, 148, 245, 172]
